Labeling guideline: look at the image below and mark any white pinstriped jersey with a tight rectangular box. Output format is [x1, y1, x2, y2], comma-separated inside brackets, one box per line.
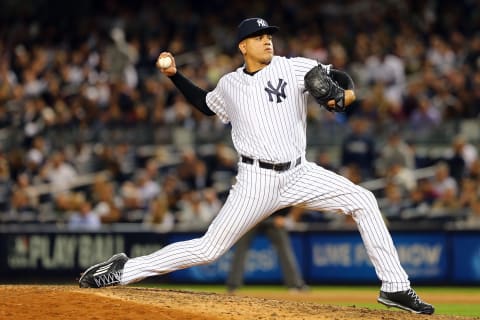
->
[206, 56, 329, 162]
[120, 55, 411, 293]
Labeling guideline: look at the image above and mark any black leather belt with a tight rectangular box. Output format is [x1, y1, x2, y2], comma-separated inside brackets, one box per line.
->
[241, 155, 301, 172]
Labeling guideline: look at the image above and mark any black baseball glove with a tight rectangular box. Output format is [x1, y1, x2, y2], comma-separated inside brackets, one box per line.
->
[304, 65, 346, 112]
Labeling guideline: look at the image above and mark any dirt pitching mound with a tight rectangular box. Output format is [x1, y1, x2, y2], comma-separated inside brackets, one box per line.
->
[0, 285, 477, 320]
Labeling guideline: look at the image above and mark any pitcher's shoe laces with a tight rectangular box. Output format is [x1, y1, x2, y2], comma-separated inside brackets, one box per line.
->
[407, 288, 422, 304]
[377, 287, 434, 315]
[93, 268, 123, 287]
[79, 253, 129, 288]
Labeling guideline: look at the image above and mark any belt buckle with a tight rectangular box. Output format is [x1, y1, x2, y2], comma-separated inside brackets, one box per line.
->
[275, 162, 289, 172]
[285, 157, 300, 171]
[272, 157, 301, 172]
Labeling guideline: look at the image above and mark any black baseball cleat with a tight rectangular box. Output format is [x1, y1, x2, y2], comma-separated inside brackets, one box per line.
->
[79, 253, 129, 288]
[377, 288, 434, 314]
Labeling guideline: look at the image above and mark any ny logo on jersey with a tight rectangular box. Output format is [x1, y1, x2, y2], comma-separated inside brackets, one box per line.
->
[265, 78, 287, 103]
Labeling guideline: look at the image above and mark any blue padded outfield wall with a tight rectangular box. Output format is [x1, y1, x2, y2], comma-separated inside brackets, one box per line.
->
[306, 232, 448, 283]
[452, 233, 480, 283]
[0, 230, 479, 284]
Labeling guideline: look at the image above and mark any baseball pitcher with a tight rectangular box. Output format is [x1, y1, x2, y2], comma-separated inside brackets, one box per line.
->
[79, 17, 434, 315]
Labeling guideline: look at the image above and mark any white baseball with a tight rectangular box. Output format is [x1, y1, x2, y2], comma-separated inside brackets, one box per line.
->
[157, 56, 172, 69]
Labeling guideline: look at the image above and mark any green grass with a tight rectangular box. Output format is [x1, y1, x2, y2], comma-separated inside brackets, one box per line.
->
[138, 284, 480, 317]
[331, 302, 480, 317]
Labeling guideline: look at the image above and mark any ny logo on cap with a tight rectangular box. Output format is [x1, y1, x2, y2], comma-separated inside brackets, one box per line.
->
[257, 19, 268, 27]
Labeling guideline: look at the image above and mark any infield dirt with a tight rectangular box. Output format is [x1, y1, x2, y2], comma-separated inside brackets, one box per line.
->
[0, 285, 478, 320]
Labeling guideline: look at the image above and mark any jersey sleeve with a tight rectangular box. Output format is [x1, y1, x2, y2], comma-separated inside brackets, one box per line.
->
[206, 78, 230, 124]
[290, 57, 332, 91]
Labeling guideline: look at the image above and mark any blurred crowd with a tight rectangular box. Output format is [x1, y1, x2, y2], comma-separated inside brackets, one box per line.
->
[0, 0, 479, 230]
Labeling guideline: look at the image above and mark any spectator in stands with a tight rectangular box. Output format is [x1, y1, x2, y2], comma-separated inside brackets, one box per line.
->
[376, 130, 415, 177]
[458, 177, 479, 212]
[378, 183, 408, 220]
[409, 95, 442, 134]
[426, 35, 456, 76]
[143, 193, 175, 233]
[175, 189, 220, 230]
[46, 150, 78, 194]
[463, 199, 480, 228]
[384, 162, 417, 194]
[106, 27, 139, 88]
[68, 194, 101, 231]
[417, 178, 438, 206]
[66, 141, 96, 174]
[315, 150, 338, 173]
[0, 105, 11, 129]
[144, 158, 162, 184]
[95, 145, 121, 180]
[431, 187, 462, 217]
[447, 135, 478, 172]
[203, 143, 237, 194]
[436, 72, 464, 120]
[20, 99, 45, 148]
[119, 180, 148, 223]
[0, 60, 16, 108]
[465, 34, 480, 71]
[468, 71, 480, 118]
[134, 169, 161, 206]
[161, 173, 185, 214]
[176, 148, 211, 190]
[0, 158, 12, 213]
[25, 136, 48, 175]
[9, 173, 39, 222]
[340, 116, 375, 179]
[401, 186, 431, 220]
[339, 164, 362, 185]
[365, 43, 406, 108]
[204, 143, 238, 176]
[430, 162, 458, 198]
[91, 178, 122, 224]
[469, 159, 480, 183]
[114, 143, 137, 182]
[445, 136, 467, 184]
[203, 188, 222, 216]
[164, 94, 193, 126]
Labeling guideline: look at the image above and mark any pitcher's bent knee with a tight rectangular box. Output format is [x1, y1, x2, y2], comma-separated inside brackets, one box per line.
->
[359, 186, 377, 203]
[352, 186, 380, 212]
[195, 238, 230, 264]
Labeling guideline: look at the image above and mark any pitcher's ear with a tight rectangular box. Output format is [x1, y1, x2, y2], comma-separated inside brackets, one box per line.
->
[238, 40, 247, 55]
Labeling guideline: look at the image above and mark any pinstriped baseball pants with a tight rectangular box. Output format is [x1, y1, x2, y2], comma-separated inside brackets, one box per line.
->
[121, 159, 410, 292]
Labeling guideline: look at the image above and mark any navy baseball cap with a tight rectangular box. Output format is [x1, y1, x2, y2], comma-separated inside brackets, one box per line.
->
[236, 18, 279, 43]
